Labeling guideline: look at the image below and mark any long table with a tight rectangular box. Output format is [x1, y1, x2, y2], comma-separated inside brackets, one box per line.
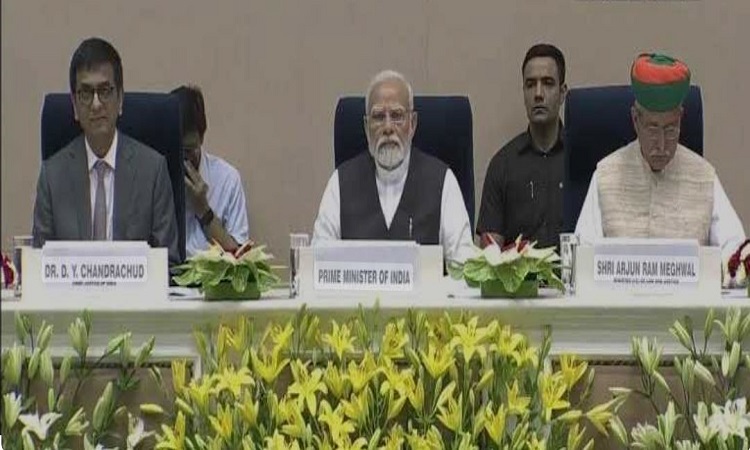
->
[3, 280, 748, 375]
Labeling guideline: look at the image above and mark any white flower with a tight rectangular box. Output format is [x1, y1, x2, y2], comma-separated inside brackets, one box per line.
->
[18, 411, 62, 440]
[3, 392, 23, 428]
[126, 414, 154, 449]
[707, 398, 750, 441]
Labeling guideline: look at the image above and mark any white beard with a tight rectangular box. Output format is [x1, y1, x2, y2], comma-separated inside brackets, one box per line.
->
[369, 137, 409, 171]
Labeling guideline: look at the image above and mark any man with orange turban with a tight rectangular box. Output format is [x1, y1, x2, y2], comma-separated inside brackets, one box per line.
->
[576, 53, 745, 259]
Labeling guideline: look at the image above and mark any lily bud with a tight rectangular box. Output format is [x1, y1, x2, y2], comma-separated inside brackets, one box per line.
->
[703, 309, 715, 343]
[68, 319, 88, 358]
[727, 342, 741, 378]
[609, 416, 629, 446]
[670, 321, 692, 351]
[6, 345, 25, 387]
[134, 336, 155, 368]
[59, 355, 73, 385]
[14, 311, 29, 344]
[47, 388, 56, 411]
[39, 350, 54, 387]
[140, 403, 165, 415]
[36, 321, 53, 350]
[93, 382, 114, 432]
[27, 347, 41, 379]
[693, 360, 715, 386]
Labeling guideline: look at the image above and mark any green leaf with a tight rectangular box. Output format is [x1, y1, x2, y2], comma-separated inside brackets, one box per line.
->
[233, 266, 250, 293]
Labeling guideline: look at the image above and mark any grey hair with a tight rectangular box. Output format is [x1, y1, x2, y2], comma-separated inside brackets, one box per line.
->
[365, 70, 414, 113]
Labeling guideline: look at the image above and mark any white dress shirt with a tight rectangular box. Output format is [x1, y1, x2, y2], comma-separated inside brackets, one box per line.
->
[576, 171, 746, 261]
[186, 149, 250, 257]
[312, 150, 475, 264]
[85, 132, 118, 241]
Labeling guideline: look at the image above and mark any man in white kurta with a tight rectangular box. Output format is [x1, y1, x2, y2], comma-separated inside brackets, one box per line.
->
[575, 53, 745, 260]
[312, 70, 475, 264]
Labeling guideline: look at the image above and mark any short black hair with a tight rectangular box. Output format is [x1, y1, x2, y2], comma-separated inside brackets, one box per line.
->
[522, 43, 566, 85]
[171, 85, 208, 138]
[69, 37, 123, 94]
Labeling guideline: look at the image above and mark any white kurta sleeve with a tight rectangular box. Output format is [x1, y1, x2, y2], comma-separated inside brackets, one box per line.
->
[439, 169, 476, 264]
[709, 175, 746, 261]
[575, 172, 604, 244]
[312, 170, 342, 244]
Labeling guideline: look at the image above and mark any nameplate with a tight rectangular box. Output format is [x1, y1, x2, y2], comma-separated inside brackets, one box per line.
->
[313, 241, 418, 291]
[41, 241, 149, 286]
[593, 238, 699, 290]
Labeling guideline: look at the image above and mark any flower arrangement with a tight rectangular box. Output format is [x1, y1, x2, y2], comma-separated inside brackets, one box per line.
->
[726, 239, 750, 295]
[1, 311, 157, 450]
[451, 236, 564, 298]
[148, 305, 625, 449]
[173, 242, 282, 300]
[2, 253, 18, 289]
[613, 307, 750, 449]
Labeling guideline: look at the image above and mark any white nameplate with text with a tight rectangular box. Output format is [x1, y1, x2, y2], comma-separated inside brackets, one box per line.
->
[593, 238, 700, 290]
[41, 241, 149, 286]
[313, 241, 418, 292]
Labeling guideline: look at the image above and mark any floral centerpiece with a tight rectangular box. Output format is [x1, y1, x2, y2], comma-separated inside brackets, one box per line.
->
[2, 253, 18, 289]
[451, 236, 564, 298]
[726, 239, 750, 296]
[173, 242, 281, 300]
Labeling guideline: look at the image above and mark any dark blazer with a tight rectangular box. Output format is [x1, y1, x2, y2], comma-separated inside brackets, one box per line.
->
[32, 132, 179, 263]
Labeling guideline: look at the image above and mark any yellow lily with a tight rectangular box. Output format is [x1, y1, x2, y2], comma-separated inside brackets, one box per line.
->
[419, 344, 455, 380]
[237, 390, 259, 427]
[559, 354, 588, 390]
[379, 358, 412, 397]
[340, 387, 370, 426]
[171, 359, 187, 395]
[280, 406, 307, 439]
[270, 321, 295, 354]
[187, 377, 214, 414]
[208, 403, 233, 441]
[585, 399, 615, 436]
[321, 320, 356, 362]
[539, 371, 570, 422]
[250, 348, 289, 385]
[483, 402, 507, 446]
[155, 411, 185, 450]
[288, 360, 328, 415]
[449, 317, 493, 363]
[386, 390, 408, 421]
[405, 376, 425, 413]
[380, 319, 409, 360]
[318, 400, 356, 443]
[323, 360, 350, 399]
[212, 366, 254, 398]
[437, 392, 463, 433]
[379, 425, 405, 450]
[492, 325, 526, 358]
[347, 351, 378, 394]
[506, 380, 531, 415]
[264, 430, 301, 450]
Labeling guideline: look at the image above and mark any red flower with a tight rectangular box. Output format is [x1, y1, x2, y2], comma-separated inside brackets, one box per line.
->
[2, 254, 15, 288]
[728, 239, 750, 278]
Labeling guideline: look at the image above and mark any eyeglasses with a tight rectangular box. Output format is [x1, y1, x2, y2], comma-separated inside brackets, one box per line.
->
[367, 108, 411, 127]
[76, 84, 116, 105]
[642, 125, 680, 142]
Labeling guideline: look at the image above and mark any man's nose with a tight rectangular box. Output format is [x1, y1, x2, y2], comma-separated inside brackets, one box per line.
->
[91, 91, 103, 109]
[534, 82, 544, 100]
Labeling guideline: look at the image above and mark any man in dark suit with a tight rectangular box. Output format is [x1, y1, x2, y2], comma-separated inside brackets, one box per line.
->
[32, 37, 179, 263]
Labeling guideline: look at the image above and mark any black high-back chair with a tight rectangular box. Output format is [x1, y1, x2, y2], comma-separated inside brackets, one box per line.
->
[563, 85, 703, 231]
[40, 92, 186, 262]
[334, 96, 476, 230]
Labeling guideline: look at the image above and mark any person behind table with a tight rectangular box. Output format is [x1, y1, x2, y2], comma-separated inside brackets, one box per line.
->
[575, 53, 745, 260]
[32, 37, 179, 262]
[171, 85, 249, 257]
[477, 43, 568, 249]
[312, 70, 474, 264]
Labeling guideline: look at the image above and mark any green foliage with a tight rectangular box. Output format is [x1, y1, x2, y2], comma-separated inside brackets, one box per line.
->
[173, 244, 282, 294]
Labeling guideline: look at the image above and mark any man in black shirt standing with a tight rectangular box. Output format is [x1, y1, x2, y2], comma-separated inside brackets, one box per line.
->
[477, 43, 567, 249]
